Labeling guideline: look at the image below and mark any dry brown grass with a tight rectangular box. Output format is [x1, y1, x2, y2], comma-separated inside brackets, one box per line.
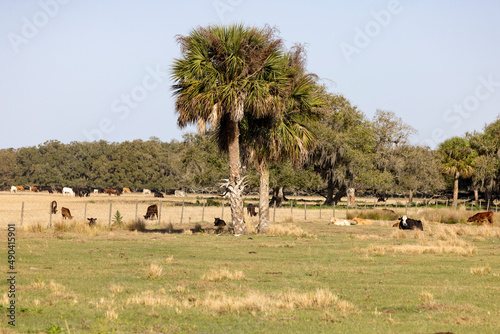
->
[202, 269, 246, 282]
[470, 266, 491, 276]
[147, 264, 164, 280]
[265, 224, 315, 238]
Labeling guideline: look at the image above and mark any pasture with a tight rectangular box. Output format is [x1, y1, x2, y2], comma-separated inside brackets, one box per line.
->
[1, 192, 500, 333]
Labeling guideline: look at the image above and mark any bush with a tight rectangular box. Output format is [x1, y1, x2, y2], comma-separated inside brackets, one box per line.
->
[127, 218, 146, 232]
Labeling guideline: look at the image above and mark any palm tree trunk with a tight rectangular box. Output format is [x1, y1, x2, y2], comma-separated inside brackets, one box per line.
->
[227, 118, 246, 235]
[257, 161, 270, 234]
[452, 171, 459, 210]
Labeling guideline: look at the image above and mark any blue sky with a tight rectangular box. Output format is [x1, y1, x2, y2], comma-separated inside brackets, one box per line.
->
[1, 0, 499, 149]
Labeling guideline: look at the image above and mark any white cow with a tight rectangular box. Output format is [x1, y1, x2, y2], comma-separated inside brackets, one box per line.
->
[329, 217, 351, 226]
[10, 186, 17, 193]
[174, 190, 186, 197]
[143, 189, 151, 195]
[63, 187, 74, 196]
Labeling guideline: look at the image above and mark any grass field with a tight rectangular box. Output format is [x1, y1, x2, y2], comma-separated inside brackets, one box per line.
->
[1, 193, 500, 333]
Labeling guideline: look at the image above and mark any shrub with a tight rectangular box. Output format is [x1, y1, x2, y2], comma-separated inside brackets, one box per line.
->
[127, 218, 146, 232]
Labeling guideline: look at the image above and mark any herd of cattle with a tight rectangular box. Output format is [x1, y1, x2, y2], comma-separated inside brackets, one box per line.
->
[9, 185, 187, 198]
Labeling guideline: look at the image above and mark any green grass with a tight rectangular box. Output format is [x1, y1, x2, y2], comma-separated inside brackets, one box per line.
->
[2, 221, 500, 333]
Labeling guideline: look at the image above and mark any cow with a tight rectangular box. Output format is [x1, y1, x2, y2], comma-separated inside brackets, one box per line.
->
[105, 188, 122, 196]
[87, 218, 97, 227]
[165, 189, 176, 195]
[16, 186, 24, 192]
[93, 189, 99, 194]
[397, 215, 423, 231]
[154, 192, 164, 198]
[144, 204, 158, 220]
[467, 211, 494, 226]
[63, 187, 74, 196]
[39, 186, 54, 193]
[329, 217, 351, 226]
[214, 218, 226, 227]
[61, 207, 73, 219]
[30, 186, 39, 192]
[54, 186, 63, 194]
[352, 216, 372, 226]
[174, 190, 186, 197]
[143, 189, 151, 195]
[123, 187, 132, 194]
[10, 186, 17, 193]
[246, 204, 257, 217]
[377, 197, 387, 203]
[51, 201, 58, 214]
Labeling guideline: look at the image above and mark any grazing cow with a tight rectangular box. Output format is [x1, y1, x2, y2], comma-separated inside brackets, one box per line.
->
[352, 216, 372, 226]
[51, 201, 58, 214]
[154, 192, 164, 198]
[329, 217, 351, 226]
[54, 186, 63, 194]
[397, 215, 423, 231]
[16, 186, 24, 191]
[382, 208, 396, 214]
[144, 204, 158, 220]
[10, 186, 17, 193]
[377, 197, 387, 203]
[93, 189, 99, 194]
[30, 186, 39, 192]
[63, 187, 74, 196]
[467, 211, 494, 226]
[174, 190, 186, 197]
[123, 187, 131, 194]
[39, 186, 54, 193]
[247, 204, 257, 217]
[143, 189, 151, 195]
[87, 218, 97, 227]
[61, 207, 73, 219]
[105, 188, 122, 196]
[165, 189, 176, 195]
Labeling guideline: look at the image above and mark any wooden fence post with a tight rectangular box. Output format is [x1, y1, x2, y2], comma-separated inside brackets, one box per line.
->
[108, 200, 112, 227]
[202, 200, 206, 222]
[20, 202, 24, 227]
[273, 201, 276, 222]
[49, 202, 52, 228]
[180, 200, 184, 224]
[159, 200, 162, 223]
[319, 204, 322, 219]
[221, 199, 224, 220]
[304, 203, 307, 220]
[135, 199, 138, 221]
[84, 202, 87, 221]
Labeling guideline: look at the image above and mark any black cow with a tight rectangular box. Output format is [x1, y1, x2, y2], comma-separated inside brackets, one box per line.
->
[397, 215, 423, 231]
[87, 218, 97, 227]
[246, 204, 257, 217]
[165, 189, 176, 195]
[144, 204, 158, 220]
[214, 218, 226, 227]
[154, 192, 164, 198]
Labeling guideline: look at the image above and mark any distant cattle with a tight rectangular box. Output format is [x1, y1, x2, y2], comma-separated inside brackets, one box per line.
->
[105, 188, 122, 196]
[165, 189, 176, 195]
[87, 218, 97, 227]
[329, 217, 351, 226]
[174, 190, 186, 197]
[16, 186, 24, 192]
[377, 197, 387, 203]
[39, 186, 54, 193]
[54, 186, 63, 194]
[397, 215, 423, 231]
[61, 207, 73, 219]
[51, 201, 58, 214]
[154, 192, 164, 198]
[10, 186, 17, 193]
[144, 204, 158, 220]
[143, 189, 151, 195]
[467, 211, 494, 226]
[123, 187, 132, 194]
[352, 216, 372, 226]
[93, 189, 99, 194]
[63, 187, 74, 196]
[246, 204, 257, 217]
[30, 186, 39, 192]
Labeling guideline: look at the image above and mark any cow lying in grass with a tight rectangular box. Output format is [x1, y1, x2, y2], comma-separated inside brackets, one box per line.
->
[397, 215, 423, 231]
[467, 211, 494, 226]
[214, 218, 226, 233]
[87, 218, 97, 227]
[352, 216, 372, 225]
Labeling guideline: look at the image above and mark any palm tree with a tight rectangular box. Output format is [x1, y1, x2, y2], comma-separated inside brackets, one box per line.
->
[438, 137, 475, 209]
[240, 46, 322, 233]
[171, 24, 284, 235]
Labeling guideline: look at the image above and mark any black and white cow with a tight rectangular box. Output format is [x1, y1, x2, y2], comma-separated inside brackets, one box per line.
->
[397, 215, 423, 231]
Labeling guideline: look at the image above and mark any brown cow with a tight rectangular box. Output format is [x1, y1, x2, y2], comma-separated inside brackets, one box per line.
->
[352, 216, 372, 225]
[105, 188, 122, 196]
[61, 207, 73, 219]
[16, 186, 24, 191]
[30, 186, 39, 192]
[144, 204, 158, 220]
[87, 218, 97, 227]
[467, 211, 494, 226]
[123, 187, 132, 193]
[51, 201, 58, 214]
[247, 204, 257, 217]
